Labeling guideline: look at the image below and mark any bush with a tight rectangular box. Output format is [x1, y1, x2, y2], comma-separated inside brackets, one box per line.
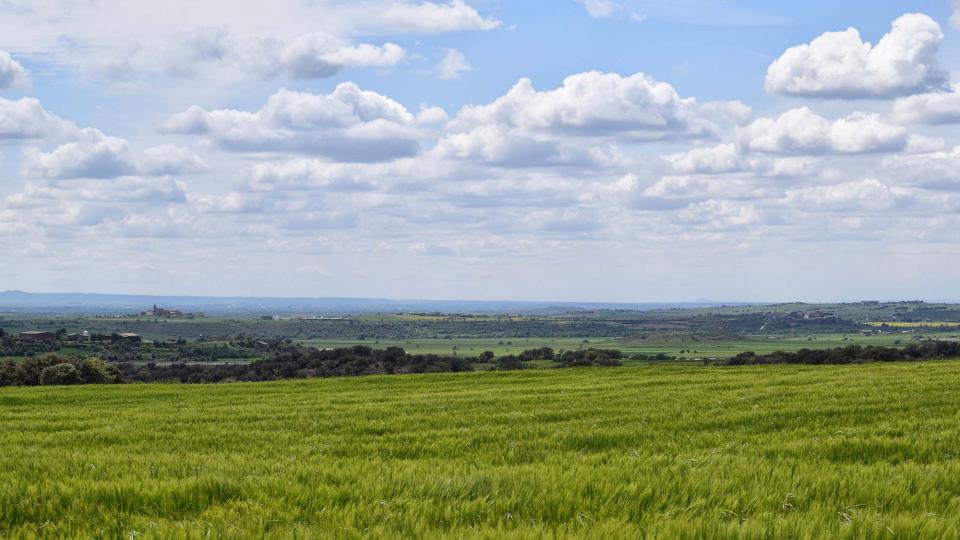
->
[494, 355, 525, 371]
[79, 358, 122, 384]
[40, 363, 81, 385]
[519, 347, 555, 361]
[555, 349, 623, 368]
[0, 360, 25, 386]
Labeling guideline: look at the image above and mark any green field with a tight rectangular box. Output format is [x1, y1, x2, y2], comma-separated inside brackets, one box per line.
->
[4, 362, 960, 538]
[299, 332, 948, 360]
[298, 337, 599, 356]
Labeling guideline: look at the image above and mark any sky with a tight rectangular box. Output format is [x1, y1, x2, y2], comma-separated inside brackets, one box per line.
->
[2, 0, 960, 302]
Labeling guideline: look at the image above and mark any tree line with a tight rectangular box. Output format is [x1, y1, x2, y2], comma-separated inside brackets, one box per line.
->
[723, 341, 960, 365]
[0, 345, 630, 386]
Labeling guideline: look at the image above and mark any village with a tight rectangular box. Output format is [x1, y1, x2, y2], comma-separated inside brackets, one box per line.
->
[14, 304, 199, 344]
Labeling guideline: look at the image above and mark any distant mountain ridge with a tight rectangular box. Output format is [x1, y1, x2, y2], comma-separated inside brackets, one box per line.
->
[0, 290, 742, 315]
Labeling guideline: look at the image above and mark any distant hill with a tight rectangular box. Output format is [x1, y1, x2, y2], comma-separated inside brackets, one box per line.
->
[0, 290, 740, 315]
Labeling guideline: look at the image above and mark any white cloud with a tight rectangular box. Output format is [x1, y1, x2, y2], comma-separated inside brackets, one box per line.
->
[894, 84, 960, 124]
[578, 0, 619, 18]
[664, 143, 744, 174]
[437, 71, 749, 166]
[236, 159, 380, 192]
[277, 34, 404, 79]
[0, 51, 29, 89]
[629, 175, 713, 210]
[438, 49, 471, 80]
[785, 179, 912, 212]
[21, 129, 207, 179]
[416, 105, 448, 124]
[0, 1, 495, 82]
[0, 97, 76, 141]
[22, 130, 136, 179]
[139, 145, 210, 176]
[450, 71, 747, 137]
[376, 0, 500, 33]
[953, 0, 960, 29]
[765, 13, 946, 98]
[575, 0, 645, 21]
[737, 107, 907, 155]
[436, 124, 563, 166]
[6, 177, 187, 207]
[101, 28, 406, 81]
[882, 146, 960, 189]
[677, 200, 762, 229]
[162, 83, 420, 161]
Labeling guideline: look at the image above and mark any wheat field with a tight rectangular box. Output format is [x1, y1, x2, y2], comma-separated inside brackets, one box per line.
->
[3, 362, 960, 538]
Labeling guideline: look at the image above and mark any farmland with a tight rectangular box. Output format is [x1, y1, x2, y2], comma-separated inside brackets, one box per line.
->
[4, 300, 960, 366]
[4, 362, 960, 538]
[302, 332, 942, 361]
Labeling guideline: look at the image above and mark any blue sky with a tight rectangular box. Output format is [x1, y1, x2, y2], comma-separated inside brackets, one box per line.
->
[2, 0, 960, 302]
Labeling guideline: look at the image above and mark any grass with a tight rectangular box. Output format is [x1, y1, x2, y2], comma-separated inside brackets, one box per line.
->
[617, 333, 944, 359]
[299, 332, 960, 360]
[4, 362, 960, 538]
[865, 321, 960, 328]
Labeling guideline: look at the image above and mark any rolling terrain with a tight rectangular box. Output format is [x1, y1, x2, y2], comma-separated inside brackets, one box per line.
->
[4, 362, 960, 538]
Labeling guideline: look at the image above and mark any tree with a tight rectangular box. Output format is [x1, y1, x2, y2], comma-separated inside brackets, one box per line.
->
[494, 355, 524, 371]
[40, 363, 81, 385]
[79, 358, 122, 384]
[0, 360, 25, 386]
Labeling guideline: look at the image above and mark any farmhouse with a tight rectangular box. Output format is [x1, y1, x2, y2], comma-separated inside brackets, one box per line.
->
[20, 331, 57, 342]
[116, 332, 142, 343]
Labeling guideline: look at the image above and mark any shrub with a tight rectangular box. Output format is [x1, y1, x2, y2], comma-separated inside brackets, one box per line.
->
[0, 360, 26, 386]
[494, 355, 525, 371]
[40, 363, 81, 385]
[555, 349, 623, 368]
[79, 358, 122, 384]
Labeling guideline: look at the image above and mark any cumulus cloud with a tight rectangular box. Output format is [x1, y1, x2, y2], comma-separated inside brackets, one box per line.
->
[785, 179, 912, 212]
[677, 200, 762, 229]
[2, 175, 188, 240]
[737, 107, 908, 155]
[6, 177, 187, 207]
[894, 84, 960, 124]
[575, 0, 645, 21]
[377, 0, 500, 33]
[0, 97, 76, 141]
[438, 49, 470, 80]
[436, 71, 749, 166]
[882, 147, 960, 190]
[627, 175, 715, 210]
[450, 71, 747, 137]
[765, 13, 946, 98]
[162, 83, 420, 161]
[578, 0, 620, 18]
[0, 1, 496, 82]
[236, 159, 380, 192]
[111, 28, 407, 80]
[435, 124, 562, 166]
[0, 51, 29, 89]
[21, 129, 207, 179]
[416, 105, 448, 124]
[276, 34, 404, 78]
[22, 130, 136, 179]
[663, 144, 744, 174]
[139, 145, 210, 176]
